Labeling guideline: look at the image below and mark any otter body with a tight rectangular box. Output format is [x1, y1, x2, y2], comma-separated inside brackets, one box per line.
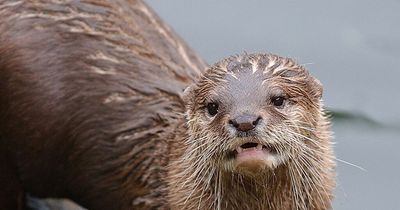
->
[0, 0, 205, 209]
[0, 1, 335, 210]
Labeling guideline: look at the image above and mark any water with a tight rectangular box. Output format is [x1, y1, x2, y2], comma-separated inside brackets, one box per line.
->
[333, 118, 400, 209]
[146, 0, 400, 209]
[146, 0, 400, 124]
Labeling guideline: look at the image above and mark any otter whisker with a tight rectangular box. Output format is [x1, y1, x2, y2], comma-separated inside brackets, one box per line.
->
[335, 158, 367, 172]
[296, 154, 329, 207]
[286, 131, 365, 172]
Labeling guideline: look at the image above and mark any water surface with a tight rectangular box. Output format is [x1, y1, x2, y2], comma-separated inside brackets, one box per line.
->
[146, 0, 400, 209]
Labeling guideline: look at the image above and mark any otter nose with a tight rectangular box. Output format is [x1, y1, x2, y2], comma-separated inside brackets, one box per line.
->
[229, 115, 262, 132]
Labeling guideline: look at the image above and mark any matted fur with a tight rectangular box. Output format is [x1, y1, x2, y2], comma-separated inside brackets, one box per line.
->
[0, 0, 205, 209]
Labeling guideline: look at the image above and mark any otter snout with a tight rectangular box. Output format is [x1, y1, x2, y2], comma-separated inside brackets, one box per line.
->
[228, 115, 262, 132]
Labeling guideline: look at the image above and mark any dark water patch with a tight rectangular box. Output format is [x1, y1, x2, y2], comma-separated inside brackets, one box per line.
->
[327, 108, 379, 124]
[326, 108, 399, 131]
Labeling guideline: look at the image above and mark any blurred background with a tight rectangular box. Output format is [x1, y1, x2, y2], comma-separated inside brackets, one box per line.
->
[146, 0, 400, 209]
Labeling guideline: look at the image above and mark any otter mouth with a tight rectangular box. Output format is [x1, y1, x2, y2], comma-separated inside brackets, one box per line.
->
[228, 142, 278, 173]
[234, 142, 277, 162]
[236, 142, 277, 154]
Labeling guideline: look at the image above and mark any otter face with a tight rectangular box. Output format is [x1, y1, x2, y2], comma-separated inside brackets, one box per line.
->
[184, 53, 324, 176]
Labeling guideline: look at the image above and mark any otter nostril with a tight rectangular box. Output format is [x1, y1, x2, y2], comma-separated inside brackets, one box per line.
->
[229, 119, 239, 128]
[252, 116, 262, 126]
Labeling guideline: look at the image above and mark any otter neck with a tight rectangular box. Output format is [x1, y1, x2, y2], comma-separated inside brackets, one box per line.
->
[166, 125, 332, 210]
[166, 124, 292, 209]
[167, 155, 292, 209]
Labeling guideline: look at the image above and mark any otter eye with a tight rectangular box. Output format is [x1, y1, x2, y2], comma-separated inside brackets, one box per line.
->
[272, 96, 285, 107]
[206, 102, 219, 116]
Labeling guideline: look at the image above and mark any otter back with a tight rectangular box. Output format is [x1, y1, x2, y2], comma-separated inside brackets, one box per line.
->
[0, 0, 206, 209]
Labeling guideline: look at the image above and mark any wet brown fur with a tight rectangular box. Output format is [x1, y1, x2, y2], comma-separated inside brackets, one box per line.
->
[0, 0, 205, 209]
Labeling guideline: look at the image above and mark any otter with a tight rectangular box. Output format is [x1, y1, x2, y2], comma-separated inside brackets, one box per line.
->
[0, 0, 335, 210]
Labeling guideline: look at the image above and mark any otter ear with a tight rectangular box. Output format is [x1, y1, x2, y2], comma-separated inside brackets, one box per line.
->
[182, 84, 197, 109]
[309, 76, 323, 99]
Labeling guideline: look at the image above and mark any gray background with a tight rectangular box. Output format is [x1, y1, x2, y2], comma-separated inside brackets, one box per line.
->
[146, 0, 400, 209]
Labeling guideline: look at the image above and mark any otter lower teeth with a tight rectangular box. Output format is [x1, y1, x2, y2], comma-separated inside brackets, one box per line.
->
[236, 146, 243, 153]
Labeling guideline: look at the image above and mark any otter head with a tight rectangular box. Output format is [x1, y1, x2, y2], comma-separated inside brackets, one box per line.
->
[183, 53, 324, 177]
